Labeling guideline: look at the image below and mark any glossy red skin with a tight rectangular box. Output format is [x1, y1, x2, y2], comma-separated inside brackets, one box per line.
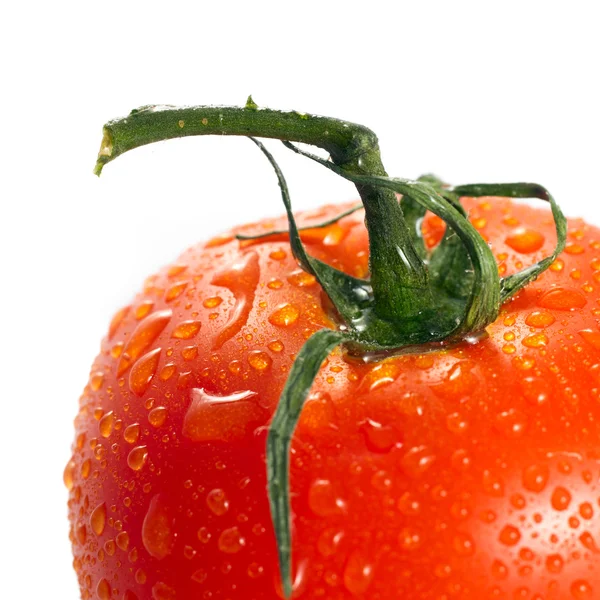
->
[66, 198, 600, 600]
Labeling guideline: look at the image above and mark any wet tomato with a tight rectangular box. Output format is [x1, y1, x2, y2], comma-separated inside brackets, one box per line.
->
[66, 197, 600, 599]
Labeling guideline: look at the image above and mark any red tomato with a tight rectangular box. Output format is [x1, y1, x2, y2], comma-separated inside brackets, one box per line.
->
[66, 198, 600, 599]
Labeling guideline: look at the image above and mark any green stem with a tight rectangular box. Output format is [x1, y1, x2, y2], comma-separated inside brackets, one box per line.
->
[234, 203, 363, 240]
[267, 328, 348, 597]
[96, 103, 431, 321]
[452, 183, 566, 302]
[96, 103, 567, 600]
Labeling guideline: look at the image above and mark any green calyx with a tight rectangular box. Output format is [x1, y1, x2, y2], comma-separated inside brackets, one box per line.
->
[95, 102, 566, 598]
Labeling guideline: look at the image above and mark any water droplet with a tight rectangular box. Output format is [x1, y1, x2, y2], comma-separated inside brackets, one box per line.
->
[522, 332, 549, 348]
[399, 527, 422, 550]
[397, 491, 421, 516]
[117, 310, 172, 376]
[343, 551, 374, 596]
[129, 347, 161, 396]
[432, 361, 477, 400]
[94, 442, 106, 460]
[551, 486, 572, 511]
[453, 532, 475, 556]
[104, 539, 115, 556]
[269, 249, 287, 260]
[538, 287, 587, 311]
[545, 553, 563, 573]
[90, 371, 105, 392]
[152, 581, 176, 600]
[109, 305, 130, 340]
[133, 569, 147, 585]
[127, 445, 148, 471]
[505, 228, 545, 253]
[579, 532, 600, 553]
[570, 516, 581, 529]
[203, 296, 223, 309]
[76, 521, 87, 544]
[181, 345, 198, 361]
[159, 363, 176, 381]
[142, 495, 174, 560]
[360, 418, 399, 452]
[111, 341, 124, 358]
[183, 388, 263, 443]
[287, 270, 316, 287]
[218, 526, 245, 553]
[206, 488, 229, 516]
[206, 232, 234, 248]
[401, 445, 436, 478]
[191, 568, 207, 584]
[123, 423, 140, 444]
[565, 242, 585, 255]
[317, 529, 345, 557]
[165, 280, 188, 302]
[269, 303, 300, 327]
[579, 329, 600, 350]
[371, 469, 392, 491]
[522, 464, 549, 492]
[116, 531, 130, 550]
[247, 562, 264, 578]
[96, 578, 111, 600]
[267, 278, 283, 290]
[197, 526, 211, 544]
[431, 564, 451, 580]
[514, 356, 536, 373]
[90, 503, 106, 536]
[247, 350, 272, 372]
[166, 264, 187, 278]
[482, 470, 505, 497]
[63, 459, 75, 490]
[521, 377, 551, 405]
[446, 412, 469, 434]
[135, 300, 154, 321]
[499, 524, 521, 546]
[494, 408, 528, 438]
[148, 406, 168, 428]
[308, 479, 347, 517]
[172, 320, 202, 340]
[211, 252, 260, 350]
[525, 310, 556, 328]
[359, 362, 400, 392]
[480, 509, 497, 523]
[298, 391, 336, 433]
[123, 591, 139, 600]
[580, 502, 594, 520]
[309, 222, 350, 246]
[571, 580, 593, 599]
[267, 340, 284, 354]
[99, 411, 115, 438]
[451, 448, 472, 471]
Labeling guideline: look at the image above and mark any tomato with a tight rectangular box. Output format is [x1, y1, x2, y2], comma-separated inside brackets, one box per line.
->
[66, 194, 600, 600]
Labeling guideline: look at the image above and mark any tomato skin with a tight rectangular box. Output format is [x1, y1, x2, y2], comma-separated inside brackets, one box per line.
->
[67, 199, 600, 600]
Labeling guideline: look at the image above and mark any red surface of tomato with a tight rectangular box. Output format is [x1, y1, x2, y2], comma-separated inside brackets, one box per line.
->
[66, 197, 600, 600]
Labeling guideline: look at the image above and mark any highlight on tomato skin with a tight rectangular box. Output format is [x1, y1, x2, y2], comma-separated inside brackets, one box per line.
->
[65, 195, 600, 600]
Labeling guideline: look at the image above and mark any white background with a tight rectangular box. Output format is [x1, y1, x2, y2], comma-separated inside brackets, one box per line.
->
[1, 1, 599, 597]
